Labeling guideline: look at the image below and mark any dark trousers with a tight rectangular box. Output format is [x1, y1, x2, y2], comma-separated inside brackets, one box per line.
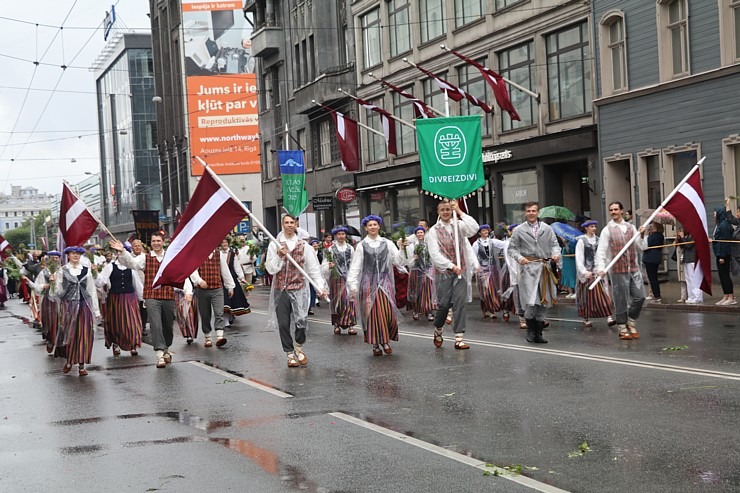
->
[434, 273, 467, 334]
[644, 262, 661, 298]
[139, 301, 148, 327]
[275, 289, 307, 353]
[196, 287, 224, 335]
[147, 299, 176, 351]
[717, 256, 734, 295]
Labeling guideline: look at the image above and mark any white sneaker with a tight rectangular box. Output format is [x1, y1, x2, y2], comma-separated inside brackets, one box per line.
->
[726, 299, 738, 305]
[676, 299, 686, 303]
[646, 295, 654, 301]
[716, 299, 728, 305]
[686, 299, 701, 304]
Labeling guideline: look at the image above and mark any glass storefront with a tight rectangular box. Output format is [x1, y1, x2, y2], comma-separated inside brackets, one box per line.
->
[368, 191, 393, 233]
[501, 169, 538, 223]
[394, 187, 421, 235]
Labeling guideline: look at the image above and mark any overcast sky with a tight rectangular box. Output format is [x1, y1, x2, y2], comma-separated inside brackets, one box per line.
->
[0, 0, 151, 196]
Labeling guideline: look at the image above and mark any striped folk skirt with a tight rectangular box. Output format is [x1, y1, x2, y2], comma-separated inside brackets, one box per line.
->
[499, 269, 516, 313]
[41, 296, 60, 344]
[360, 286, 398, 346]
[60, 300, 94, 365]
[330, 276, 356, 328]
[477, 266, 501, 313]
[408, 269, 435, 315]
[176, 290, 199, 339]
[224, 284, 250, 316]
[104, 292, 142, 351]
[0, 278, 7, 304]
[576, 279, 613, 319]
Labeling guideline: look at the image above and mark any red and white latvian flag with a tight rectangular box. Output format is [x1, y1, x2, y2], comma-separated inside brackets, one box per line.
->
[331, 110, 360, 172]
[354, 97, 398, 155]
[413, 63, 493, 114]
[152, 166, 247, 289]
[0, 234, 12, 258]
[662, 166, 712, 295]
[59, 182, 98, 247]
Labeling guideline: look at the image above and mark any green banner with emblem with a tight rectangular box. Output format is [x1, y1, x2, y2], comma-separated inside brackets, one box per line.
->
[416, 115, 484, 199]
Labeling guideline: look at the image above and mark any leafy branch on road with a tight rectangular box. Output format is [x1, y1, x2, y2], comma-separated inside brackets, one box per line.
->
[216, 379, 238, 384]
[662, 345, 689, 351]
[567, 441, 592, 458]
[483, 463, 538, 476]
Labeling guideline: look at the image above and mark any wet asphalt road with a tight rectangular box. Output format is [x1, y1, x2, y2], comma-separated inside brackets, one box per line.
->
[1, 288, 739, 493]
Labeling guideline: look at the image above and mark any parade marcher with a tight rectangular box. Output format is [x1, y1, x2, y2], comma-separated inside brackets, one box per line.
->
[713, 205, 737, 305]
[175, 281, 198, 344]
[266, 214, 327, 367]
[472, 224, 505, 319]
[220, 237, 251, 326]
[560, 236, 578, 299]
[130, 239, 149, 334]
[322, 232, 334, 251]
[190, 244, 235, 348]
[499, 224, 526, 328]
[426, 199, 480, 350]
[308, 238, 323, 314]
[675, 229, 703, 304]
[54, 246, 100, 376]
[575, 220, 613, 328]
[404, 226, 436, 322]
[29, 251, 63, 355]
[595, 201, 648, 340]
[347, 215, 405, 356]
[507, 202, 561, 344]
[321, 225, 357, 335]
[238, 239, 257, 285]
[0, 261, 7, 309]
[643, 223, 665, 304]
[96, 244, 144, 357]
[112, 234, 177, 368]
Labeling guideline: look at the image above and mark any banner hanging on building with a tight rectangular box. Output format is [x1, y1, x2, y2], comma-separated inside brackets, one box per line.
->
[416, 116, 485, 199]
[182, 0, 259, 176]
[277, 150, 309, 218]
[131, 210, 161, 245]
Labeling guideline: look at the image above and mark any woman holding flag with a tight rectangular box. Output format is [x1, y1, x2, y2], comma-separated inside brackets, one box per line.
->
[54, 246, 100, 376]
[347, 215, 405, 356]
[321, 225, 357, 335]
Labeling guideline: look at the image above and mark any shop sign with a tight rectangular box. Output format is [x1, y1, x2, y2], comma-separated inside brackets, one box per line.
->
[370, 191, 385, 201]
[482, 149, 513, 164]
[312, 196, 334, 211]
[335, 187, 356, 203]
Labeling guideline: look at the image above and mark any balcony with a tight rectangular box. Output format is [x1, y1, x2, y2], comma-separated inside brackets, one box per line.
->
[250, 25, 282, 58]
[293, 63, 357, 114]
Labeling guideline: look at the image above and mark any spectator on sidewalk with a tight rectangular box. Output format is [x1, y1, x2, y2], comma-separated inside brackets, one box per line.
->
[676, 229, 703, 304]
[713, 205, 736, 305]
[643, 223, 665, 304]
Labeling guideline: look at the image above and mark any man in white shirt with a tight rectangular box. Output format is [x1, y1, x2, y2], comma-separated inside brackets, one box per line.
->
[427, 200, 479, 350]
[190, 248, 235, 348]
[595, 201, 648, 340]
[266, 214, 327, 368]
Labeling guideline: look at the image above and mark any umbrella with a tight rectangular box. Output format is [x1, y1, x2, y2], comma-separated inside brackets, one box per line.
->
[550, 222, 582, 243]
[345, 225, 362, 237]
[538, 205, 576, 221]
[636, 208, 675, 225]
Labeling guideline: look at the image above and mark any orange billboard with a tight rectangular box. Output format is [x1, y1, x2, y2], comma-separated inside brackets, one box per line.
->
[182, 0, 259, 175]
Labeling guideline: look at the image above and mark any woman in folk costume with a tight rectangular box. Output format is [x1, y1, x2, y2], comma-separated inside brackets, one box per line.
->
[29, 252, 63, 355]
[472, 224, 506, 319]
[347, 215, 405, 356]
[96, 243, 144, 357]
[321, 225, 357, 335]
[404, 226, 436, 322]
[575, 220, 613, 328]
[53, 246, 100, 376]
[219, 237, 251, 325]
[498, 224, 524, 327]
[175, 279, 197, 344]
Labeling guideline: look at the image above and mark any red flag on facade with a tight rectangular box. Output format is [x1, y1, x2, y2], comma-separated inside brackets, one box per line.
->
[353, 97, 397, 155]
[0, 235, 12, 257]
[662, 167, 712, 295]
[331, 111, 360, 172]
[413, 63, 492, 114]
[59, 182, 98, 247]
[447, 49, 521, 121]
[152, 165, 247, 289]
[378, 79, 435, 119]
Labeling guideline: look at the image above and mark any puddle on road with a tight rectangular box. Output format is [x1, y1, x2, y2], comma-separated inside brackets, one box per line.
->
[59, 444, 107, 455]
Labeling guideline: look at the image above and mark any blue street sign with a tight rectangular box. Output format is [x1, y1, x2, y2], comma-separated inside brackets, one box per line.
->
[235, 201, 252, 234]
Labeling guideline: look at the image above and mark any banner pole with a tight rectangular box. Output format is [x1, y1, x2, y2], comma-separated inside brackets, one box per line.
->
[195, 157, 328, 300]
[589, 158, 705, 290]
[368, 72, 446, 117]
[338, 88, 416, 130]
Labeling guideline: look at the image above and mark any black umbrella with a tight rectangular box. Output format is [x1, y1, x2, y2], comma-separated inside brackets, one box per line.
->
[345, 225, 362, 237]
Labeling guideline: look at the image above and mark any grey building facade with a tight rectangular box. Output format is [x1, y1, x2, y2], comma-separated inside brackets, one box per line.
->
[246, 0, 358, 235]
[593, 0, 740, 221]
[94, 33, 161, 236]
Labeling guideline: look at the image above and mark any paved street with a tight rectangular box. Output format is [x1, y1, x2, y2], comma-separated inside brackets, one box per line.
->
[1, 288, 739, 493]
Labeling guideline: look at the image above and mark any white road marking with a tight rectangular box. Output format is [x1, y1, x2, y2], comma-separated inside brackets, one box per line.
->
[250, 310, 740, 381]
[330, 412, 570, 493]
[189, 361, 293, 398]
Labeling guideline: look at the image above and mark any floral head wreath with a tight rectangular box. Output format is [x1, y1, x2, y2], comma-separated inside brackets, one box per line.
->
[361, 215, 383, 227]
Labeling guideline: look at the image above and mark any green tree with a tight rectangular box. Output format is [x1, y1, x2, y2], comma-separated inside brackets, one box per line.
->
[4, 210, 52, 250]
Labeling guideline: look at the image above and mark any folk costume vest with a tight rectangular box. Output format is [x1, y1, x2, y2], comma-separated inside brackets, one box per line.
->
[435, 224, 466, 273]
[109, 263, 135, 294]
[143, 254, 174, 300]
[274, 241, 306, 291]
[608, 224, 639, 274]
[199, 252, 223, 289]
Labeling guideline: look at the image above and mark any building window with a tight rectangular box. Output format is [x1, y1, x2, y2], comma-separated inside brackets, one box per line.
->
[14, 211, 17, 217]
[455, 0, 483, 28]
[4, 223, 8, 230]
[495, 0, 524, 11]
[392, 90, 417, 155]
[599, 13, 627, 95]
[362, 8, 382, 69]
[722, 136, 740, 210]
[319, 119, 332, 166]
[423, 77, 445, 116]
[262, 70, 272, 111]
[264, 140, 274, 179]
[546, 22, 592, 120]
[420, 0, 445, 43]
[719, 0, 740, 65]
[458, 58, 491, 136]
[366, 99, 387, 163]
[657, 0, 689, 80]
[293, 44, 302, 87]
[13, 222, 18, 228]
[498, 41, 536, 131]
[389, 0, 411, 57]
[501, 169, 538, 223]
[646, 155, 661, 209]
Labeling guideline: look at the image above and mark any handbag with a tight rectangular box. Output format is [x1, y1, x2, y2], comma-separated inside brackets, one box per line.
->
[549, 259, 562, 282]
[670, 248, 678, 262]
